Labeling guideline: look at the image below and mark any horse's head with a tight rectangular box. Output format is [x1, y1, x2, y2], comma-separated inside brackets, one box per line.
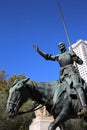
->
[6, 78, 29, 118]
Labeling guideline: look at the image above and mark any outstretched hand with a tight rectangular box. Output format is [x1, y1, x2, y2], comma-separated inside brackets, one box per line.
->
[33, 44, 39, 51]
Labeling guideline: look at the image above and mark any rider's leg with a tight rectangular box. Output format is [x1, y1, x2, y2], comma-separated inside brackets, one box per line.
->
[76, 87, 87, 107]
[76, 87, 87, 116]
[71, 75, 87, 116]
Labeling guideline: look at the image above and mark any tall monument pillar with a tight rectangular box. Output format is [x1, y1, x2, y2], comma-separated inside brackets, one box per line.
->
[29, 105, 60, 130]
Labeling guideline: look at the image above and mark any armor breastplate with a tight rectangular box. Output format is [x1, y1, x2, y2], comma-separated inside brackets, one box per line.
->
[58, 52, 73, 67]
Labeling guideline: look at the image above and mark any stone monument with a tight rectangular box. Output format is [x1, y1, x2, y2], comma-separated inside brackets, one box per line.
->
[29, 105, 60, 130]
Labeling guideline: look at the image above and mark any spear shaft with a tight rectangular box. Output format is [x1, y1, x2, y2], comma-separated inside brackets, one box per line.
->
[57, 2, 71, 48]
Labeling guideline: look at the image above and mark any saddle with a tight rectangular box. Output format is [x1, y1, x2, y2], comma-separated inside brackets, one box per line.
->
[53, 81, 77, 106]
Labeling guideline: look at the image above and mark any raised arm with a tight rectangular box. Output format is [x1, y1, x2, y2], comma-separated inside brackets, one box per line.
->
[33, 45, 58, 61]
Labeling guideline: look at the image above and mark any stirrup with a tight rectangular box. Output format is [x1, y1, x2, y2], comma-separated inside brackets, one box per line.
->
[78, 108, 87, 117]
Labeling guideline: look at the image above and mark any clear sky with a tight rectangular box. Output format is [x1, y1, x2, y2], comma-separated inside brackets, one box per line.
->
[0, 0, 87, 81]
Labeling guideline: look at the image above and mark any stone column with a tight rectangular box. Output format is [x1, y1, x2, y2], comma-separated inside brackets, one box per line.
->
[29, 105, 60, 130]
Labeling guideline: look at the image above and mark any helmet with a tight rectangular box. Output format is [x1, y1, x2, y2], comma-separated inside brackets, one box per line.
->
[58, 42, 65, 50]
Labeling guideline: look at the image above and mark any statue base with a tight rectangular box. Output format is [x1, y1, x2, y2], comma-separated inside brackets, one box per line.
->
[29, 116, 60, 130]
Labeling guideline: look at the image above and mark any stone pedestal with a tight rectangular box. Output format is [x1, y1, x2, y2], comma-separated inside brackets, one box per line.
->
[29, 105, 60, 130]
[29, 117, 60, 130]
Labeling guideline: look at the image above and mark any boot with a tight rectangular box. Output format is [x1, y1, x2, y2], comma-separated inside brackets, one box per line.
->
[76, 88, 87, 116]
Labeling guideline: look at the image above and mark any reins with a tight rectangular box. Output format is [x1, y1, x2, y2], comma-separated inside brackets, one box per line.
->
[17, 103, 42, 115]
[17, 96, 53, 115]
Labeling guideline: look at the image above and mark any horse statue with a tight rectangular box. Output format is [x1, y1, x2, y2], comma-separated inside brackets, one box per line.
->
[6, 78, 87, 130]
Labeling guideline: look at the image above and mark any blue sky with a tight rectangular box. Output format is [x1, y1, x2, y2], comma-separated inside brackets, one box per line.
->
[0, 0, 87, 81]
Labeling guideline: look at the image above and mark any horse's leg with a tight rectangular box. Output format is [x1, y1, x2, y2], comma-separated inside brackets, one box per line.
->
[48, 122, 65, 130]
[48, 106, 69, 130]
[59, 123, 65, 130]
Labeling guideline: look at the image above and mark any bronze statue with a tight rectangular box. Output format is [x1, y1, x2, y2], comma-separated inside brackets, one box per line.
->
[34, 42, 87, 116]
[6, 42, 87, 130]
[6, 78, 87, 130]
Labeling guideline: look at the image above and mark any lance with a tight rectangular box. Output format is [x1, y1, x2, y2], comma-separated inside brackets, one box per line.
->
[57, 2, 72, 50]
